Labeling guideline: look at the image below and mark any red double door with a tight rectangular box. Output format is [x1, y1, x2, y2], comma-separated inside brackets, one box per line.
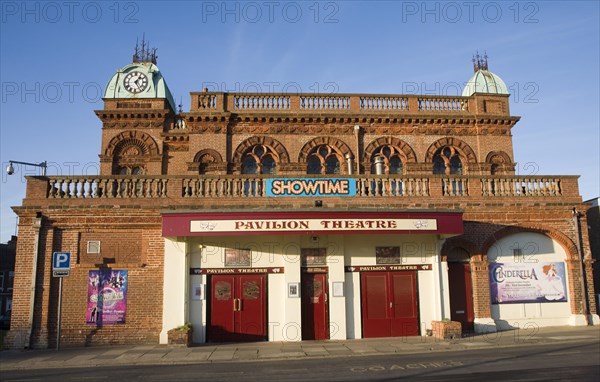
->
[448, 262, 475, 331]
[209, 274, 267, 342]
[361, 271, 419, 338]
[301, 271, 329, 340]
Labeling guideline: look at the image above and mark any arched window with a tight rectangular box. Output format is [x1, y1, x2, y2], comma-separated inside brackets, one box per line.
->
[242, 156, 258, 175]
[370, 145, 404, 174]
[198, 153, 217, 175]
[432, 147, 463, 175]
[112, 142, 147, 175]
[490, 163, 500, 175]
[117, 166, 144, 175]
[241, 144, 277, 175]
[487, 152, 511, 175]
[307, 145, 341, 175]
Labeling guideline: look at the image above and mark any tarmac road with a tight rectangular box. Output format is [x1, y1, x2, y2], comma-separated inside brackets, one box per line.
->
[2, 338, 599, 381]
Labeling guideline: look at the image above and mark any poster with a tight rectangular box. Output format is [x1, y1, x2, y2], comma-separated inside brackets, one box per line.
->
[87, 270, 128, 325]
[489, 262, 567, 304]
[191, 284, 204, 300]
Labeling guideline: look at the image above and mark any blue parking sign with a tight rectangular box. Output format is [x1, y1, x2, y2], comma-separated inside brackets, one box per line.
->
[53, 252, 71, 270]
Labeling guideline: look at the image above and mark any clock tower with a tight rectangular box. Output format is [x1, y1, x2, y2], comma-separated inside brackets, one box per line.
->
[96, 38, 179, 176]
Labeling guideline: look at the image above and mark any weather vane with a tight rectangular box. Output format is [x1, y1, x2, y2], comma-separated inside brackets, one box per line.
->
[133, 34, 158, 64]
[472, 50, 489, 72]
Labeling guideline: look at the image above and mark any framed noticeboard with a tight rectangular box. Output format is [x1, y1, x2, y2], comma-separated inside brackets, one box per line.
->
[191, 284, 205, 300]
[332, 282, 344, 297]
[288, 282, 300, 298]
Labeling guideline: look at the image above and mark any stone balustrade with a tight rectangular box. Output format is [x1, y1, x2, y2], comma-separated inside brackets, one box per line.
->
[481, 177, 563, 197]
[48, 177, 169, 199]
[418, 97, 467, 112]
[360, 96, 409, 111]
[32, 175, 575, 201]
[189, 92, 471, 114]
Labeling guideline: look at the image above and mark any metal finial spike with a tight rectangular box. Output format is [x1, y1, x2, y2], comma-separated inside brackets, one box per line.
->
[133, 37, 140, 63]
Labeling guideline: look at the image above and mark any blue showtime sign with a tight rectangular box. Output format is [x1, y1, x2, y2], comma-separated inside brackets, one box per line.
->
[266, 178, 357, 197]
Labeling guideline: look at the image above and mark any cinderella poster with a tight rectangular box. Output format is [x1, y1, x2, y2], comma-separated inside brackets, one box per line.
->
[490, 262, 567, 304]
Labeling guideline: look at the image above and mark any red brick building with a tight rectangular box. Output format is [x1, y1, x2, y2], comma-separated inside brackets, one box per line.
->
[4, 49, 598, 349]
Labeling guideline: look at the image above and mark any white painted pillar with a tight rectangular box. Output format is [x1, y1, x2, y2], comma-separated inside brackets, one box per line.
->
[440, 261, 450, 319]
[160, 237, 189, 344]
[189, 242, 206, 343]
[278, 235, 301, 342]
[345, 272, 362, 339]
[432, 237, 450, 320]
[328, 235, 347, 340]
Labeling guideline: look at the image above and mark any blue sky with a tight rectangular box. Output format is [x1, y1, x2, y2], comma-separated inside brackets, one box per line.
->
[1, 0, 599, 243]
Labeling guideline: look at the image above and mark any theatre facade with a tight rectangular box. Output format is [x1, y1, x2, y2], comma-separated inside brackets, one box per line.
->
[5, 49, 598, 349]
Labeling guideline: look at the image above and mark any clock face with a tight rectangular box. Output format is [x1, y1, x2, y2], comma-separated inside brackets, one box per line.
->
[123, 71, 148, 94]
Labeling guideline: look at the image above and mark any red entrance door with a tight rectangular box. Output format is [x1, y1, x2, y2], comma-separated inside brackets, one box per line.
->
[209, 274, 267, 342]
[361, 271, 419, 338]
[301, 271, 329, 340]
[448, 262, 474, 332]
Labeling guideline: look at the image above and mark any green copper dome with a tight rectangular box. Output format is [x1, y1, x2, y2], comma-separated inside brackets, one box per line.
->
[104, 62, 176, 111]
[462, 69, 509, 97]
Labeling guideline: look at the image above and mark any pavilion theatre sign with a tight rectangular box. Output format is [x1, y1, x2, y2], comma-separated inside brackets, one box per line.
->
[162, 211, 463, 237]
[190, 218, 437, 233]
[265, 178, 356, 197]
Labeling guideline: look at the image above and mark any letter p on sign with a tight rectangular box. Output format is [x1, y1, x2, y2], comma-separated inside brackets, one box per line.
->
[53, 252, 71, 270]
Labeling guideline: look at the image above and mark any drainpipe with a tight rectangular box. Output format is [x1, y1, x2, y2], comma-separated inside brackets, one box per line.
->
[572, 208, 591, 325]
[26, 212, 43, 348]
[354, 125, 361, 174]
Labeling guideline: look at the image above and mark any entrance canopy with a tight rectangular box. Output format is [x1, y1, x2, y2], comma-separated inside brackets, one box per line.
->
[162, 210, 463, 237]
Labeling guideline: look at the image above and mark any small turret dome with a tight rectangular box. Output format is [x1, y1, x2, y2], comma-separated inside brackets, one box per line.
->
[462, 52, 509, 97]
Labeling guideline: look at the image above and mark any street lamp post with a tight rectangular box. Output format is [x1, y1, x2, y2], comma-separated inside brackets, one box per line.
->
[5, 159, 48, 349]
[6, 160, 47, 176]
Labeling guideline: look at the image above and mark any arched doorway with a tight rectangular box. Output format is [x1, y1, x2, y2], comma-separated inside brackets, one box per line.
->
[447, 247, 474, 332]
[487, 232, 571, 329]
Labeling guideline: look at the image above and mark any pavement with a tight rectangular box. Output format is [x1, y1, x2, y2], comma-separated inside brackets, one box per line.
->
[0, 326, 598, 371]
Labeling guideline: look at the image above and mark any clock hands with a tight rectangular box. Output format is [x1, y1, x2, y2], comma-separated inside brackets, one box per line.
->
[123, 71, 148, 93]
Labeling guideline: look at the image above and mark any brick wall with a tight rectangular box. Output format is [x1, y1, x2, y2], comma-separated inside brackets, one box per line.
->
[5, 91, 594, 349]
